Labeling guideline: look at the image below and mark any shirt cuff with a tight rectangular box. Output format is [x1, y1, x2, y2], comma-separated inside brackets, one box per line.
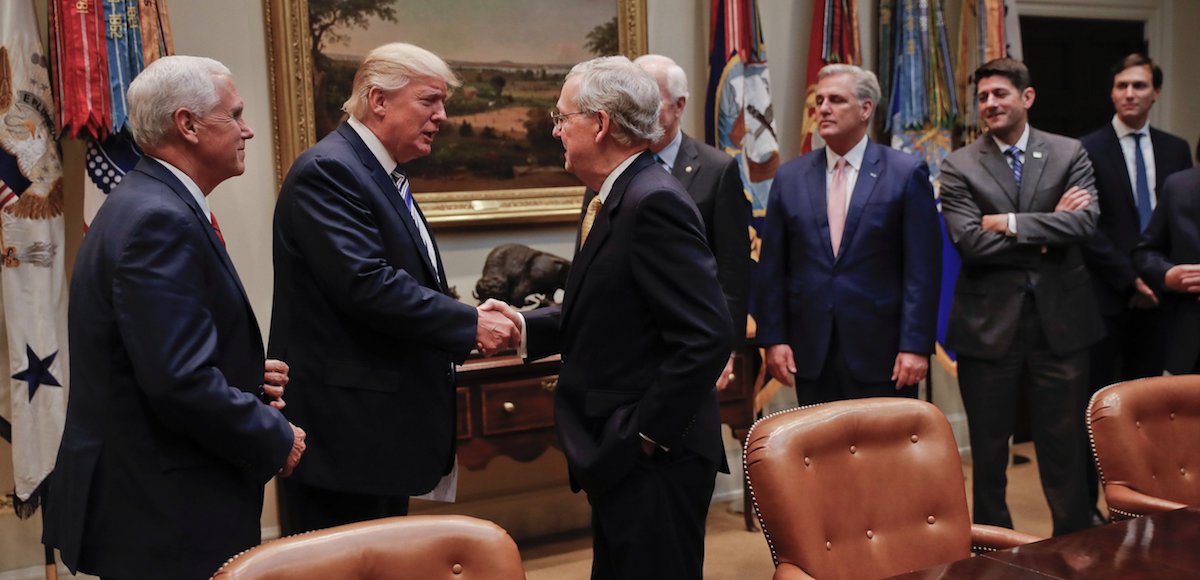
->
[639, 432, 669, 452]
[516, 312, 528, 359]
[1006, 213, 1017, 237]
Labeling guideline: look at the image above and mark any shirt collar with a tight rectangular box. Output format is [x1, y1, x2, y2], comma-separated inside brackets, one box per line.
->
[347, 115, 399, 174]
[1111, 115, 1150, 139]
[827, 134, 869, 172]
[656, 130, 683, 170]
[147, 155, 210, 220]
[597, 152, 643, 204]
[992, 124, 1030, 154]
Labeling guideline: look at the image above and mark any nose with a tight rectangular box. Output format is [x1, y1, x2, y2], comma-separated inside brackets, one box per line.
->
[552, 122, 562, 140]
[432, 101, 447, 123]
[241, 120, 254, 140]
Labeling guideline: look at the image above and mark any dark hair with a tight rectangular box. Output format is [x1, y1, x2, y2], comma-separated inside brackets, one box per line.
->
[974, 58, 1031, 91]
[1110, 53, 1163, 89]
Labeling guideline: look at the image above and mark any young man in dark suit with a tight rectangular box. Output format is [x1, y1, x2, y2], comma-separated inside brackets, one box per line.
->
[487, 56, 732, 580]
[940, 58, 1101, 536]
[44, 56, 305, 580]
[756, 64, 941, 404]
[269, 43, 517, 535]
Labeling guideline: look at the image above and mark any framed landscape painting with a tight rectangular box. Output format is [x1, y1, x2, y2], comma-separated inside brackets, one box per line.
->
[265, 0, 648, 227]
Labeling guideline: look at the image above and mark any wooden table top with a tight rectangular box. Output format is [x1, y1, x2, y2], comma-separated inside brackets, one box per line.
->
[888, 506, 1200, 579]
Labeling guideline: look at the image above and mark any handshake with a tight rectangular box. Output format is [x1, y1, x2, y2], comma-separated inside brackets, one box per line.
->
[474, 298, 524, 356]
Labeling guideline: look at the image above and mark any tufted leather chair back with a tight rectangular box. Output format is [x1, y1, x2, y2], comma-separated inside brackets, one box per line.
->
[1088, 375, 1200, 518]
[211, 515, 526, 579]
[745, 398, 973, 579]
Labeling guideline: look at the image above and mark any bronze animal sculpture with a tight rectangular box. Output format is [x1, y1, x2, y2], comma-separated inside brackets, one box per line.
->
[474, 243, 570, 308]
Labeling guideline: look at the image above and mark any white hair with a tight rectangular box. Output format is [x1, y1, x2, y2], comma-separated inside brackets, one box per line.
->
[127, 55, 231, 149]
[343, 43, 460, 120]
[633, 54, 689, 101]
[566, 56, 663, 146]
[818, 63, 881, 106]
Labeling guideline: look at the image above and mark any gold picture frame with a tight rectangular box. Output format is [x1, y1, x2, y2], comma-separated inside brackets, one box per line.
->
[263, 0, 647, 228]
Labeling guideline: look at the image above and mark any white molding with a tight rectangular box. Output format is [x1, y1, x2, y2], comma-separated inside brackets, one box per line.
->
[1017, 0, 1174, 130]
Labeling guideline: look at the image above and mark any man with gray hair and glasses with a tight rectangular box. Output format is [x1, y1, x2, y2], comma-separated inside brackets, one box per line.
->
[485, 56, 732, 579]
[44, 55, 305, 579]
[756, 63, 941, 406]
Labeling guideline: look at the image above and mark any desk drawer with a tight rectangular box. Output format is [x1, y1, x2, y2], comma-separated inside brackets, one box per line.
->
[481, 378, 557, 435]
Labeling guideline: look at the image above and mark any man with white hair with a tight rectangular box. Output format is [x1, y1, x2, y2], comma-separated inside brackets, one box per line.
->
[269, 43, 518, 535]
[486, 56, 732, 579]
[756, 63, 941, 405]
[44, 55, 305, 579]
[634, 54, 749, 391]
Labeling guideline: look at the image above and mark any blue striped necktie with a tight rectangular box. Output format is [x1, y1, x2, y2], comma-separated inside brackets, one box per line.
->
[1005, 145, 1023, 186]
[390, 168, 439, 282]
[1132, 132, 1153, 231]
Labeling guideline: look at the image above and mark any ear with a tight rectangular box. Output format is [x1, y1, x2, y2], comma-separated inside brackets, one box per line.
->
[675, 95, 688, 114]
[1022, 87, 1036, 109]
[861, 99, 875, 121]
[593, 110, 610, 144]
[368, 87, 389, 117]
[173, 108, 200, 144]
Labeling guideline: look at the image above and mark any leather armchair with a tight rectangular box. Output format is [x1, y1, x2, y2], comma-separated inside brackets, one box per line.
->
[744, 398, 1039, 579]
[1088, 374, 1200, 520]
[211, 515, 526, 579]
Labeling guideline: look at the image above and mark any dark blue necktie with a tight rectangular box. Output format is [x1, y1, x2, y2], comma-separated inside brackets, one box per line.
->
[1005, 145, 1023, 186]
[1132, 132, 1152, 231]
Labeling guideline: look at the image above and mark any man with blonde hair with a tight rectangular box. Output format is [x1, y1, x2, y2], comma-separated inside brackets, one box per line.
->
[44, 55, 304, 579]
[270, 42, 517, 534]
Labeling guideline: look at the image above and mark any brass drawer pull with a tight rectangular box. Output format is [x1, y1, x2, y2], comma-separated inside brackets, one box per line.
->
[541, 379, 558, 392]
[503, 401, 516, 413]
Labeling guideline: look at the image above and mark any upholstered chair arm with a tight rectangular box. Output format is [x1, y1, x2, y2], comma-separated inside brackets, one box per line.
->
[774, 562, 817, 580]
[1104, 484, 1188, 520]
[969, 524, 1042, 552]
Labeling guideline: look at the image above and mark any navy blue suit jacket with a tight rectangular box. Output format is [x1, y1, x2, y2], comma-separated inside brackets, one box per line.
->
[44, 158, 293, 579]
[524, 152, 732, 496]
[1081, 125, 1192, 314]
[269, 122, 476, 497]
[756, 141, 941, 383]
[1134, 167, 1200, 373]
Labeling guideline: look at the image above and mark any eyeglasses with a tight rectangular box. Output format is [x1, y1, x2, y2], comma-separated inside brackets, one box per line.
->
[549, 110, 593, 127]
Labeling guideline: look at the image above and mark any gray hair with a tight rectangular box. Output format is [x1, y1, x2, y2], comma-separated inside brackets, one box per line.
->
[566, 56, 663, 146]
[818, 64, 881, 106]
[127, 55, 231, 150]
[343, 43, 460, 120]
[633, 54, 689, 101]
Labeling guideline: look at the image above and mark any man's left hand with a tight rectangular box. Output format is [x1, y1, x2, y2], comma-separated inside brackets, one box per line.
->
[715, 355, 736, 391]
[263, 359, 289, 410]
[891, 352, 928, 389]
[981, 214, 1008, 233]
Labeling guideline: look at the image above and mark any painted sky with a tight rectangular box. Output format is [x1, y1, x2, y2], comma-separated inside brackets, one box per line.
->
[325, 0, 615, 65]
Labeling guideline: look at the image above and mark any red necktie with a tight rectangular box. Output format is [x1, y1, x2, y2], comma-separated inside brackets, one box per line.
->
[210, 212, 226, 246]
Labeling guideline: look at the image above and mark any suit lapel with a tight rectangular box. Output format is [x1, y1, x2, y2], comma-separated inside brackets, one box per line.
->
[562, 152, 654, 324]
[838, 142, 883, 259]
[804, 149, 835, 259]
[977, 139, 1020, 210]
[1101, 125, 1137, 215]
[337, 123, 441, 286]
[1020, 129, 1049, 212]
[671, 134, 701, 190]
[135, 158, 257, 325]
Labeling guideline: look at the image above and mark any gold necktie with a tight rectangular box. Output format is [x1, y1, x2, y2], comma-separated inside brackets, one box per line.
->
[579, 196, 603, 250]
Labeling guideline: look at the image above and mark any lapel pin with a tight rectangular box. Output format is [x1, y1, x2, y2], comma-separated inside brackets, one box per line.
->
[869, 172, 878, 178]
[685, 165, 694, 173]
[1032, 151, 1043, 159]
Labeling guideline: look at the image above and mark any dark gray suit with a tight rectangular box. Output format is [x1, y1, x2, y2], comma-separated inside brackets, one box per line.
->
[940, 127, 1102, 536]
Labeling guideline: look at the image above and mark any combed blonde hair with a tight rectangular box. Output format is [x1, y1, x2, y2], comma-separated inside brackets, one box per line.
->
[342, 43, 460, 120]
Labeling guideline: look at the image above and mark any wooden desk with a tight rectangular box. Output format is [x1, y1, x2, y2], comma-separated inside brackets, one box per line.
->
[889, 507, 1200, 579]
[454, 348, 760, 529]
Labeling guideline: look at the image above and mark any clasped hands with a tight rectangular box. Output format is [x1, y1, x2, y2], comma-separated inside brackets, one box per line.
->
[980, 185, 1090, 233]
[261, 358, 306, 477]
[475, 299, 524, 356]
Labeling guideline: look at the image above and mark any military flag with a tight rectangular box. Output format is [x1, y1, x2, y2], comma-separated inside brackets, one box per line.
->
[0, 0, 70, 518]
[799, 0, 862, 154]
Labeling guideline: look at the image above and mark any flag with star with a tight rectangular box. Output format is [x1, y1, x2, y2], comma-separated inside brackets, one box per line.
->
[0, 0, 70, 518]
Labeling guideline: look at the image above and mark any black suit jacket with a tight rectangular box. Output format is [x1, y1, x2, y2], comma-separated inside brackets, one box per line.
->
[269, 123, 476, 497]
[671, 133, 750, 344]
[1081, 125, 1192, 314]
[44, 158, 293, 579]
[525, 152, 732, 496]
[1133, 167, 1200, 373]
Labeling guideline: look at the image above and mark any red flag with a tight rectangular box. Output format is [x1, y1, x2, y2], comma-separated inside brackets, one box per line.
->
[50, 0, 111, 139]
[799, 0, 862, 154]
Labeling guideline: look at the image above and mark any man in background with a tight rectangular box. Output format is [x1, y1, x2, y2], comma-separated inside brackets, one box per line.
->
[940, 58, 1100, 536]
[44, 56, 304, 579]
[489, 56, 732, 579]
[270, 43, 517, 535]
[1080, 52, 1192, 519]
[634, 54, 749, 390]
[756, 64, 941, 405]
[1133, 165, 1200, 375]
